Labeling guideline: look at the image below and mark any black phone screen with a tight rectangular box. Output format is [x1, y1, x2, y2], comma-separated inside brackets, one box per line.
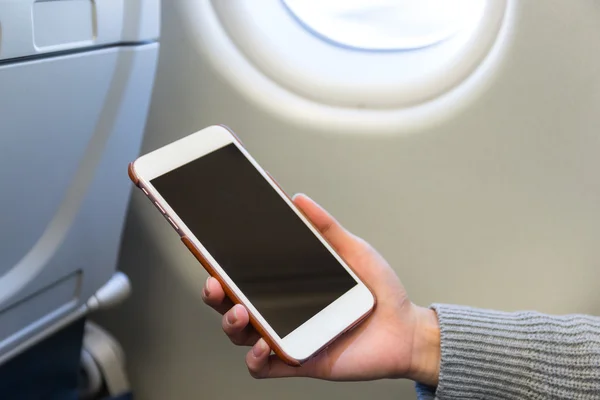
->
[151, 143, 357, 337]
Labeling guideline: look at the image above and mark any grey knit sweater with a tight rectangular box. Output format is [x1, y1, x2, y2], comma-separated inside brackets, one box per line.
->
[415, 304, 600, 399]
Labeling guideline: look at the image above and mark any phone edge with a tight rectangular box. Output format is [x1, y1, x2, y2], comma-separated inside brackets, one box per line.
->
[127, 126, 376, 365]
[128, 156, 303, 366]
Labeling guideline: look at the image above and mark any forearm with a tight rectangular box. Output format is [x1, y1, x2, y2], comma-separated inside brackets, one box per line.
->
[413, 304, 600, 400]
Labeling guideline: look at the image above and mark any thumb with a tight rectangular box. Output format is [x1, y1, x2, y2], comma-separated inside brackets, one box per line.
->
[292, 193, 367, 262]
[292, 193, 403, 301]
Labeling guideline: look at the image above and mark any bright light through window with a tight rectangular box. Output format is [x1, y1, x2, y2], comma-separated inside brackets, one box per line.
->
[282, 0, 487, 51]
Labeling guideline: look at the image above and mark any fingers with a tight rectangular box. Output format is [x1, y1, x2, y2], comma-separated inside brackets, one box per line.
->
[222, 304, 261, 346]
[292, 193, 367, 260]
[202, 277, 261, 346]
[246, 339, 307, 379]
[201, 276, 234, 315]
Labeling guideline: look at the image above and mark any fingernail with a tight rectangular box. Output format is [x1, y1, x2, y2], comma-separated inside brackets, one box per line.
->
[204, 278, 211, 296]
[226, 306, 238, 325]
[252, 340, 267, 357]
[292, 193, 305, 200]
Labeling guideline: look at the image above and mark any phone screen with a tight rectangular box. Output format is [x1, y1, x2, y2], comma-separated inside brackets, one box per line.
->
[151, 143, 357, 337]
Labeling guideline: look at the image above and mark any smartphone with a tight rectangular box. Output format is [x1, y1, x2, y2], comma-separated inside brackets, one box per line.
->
[128, 125, 375, 365]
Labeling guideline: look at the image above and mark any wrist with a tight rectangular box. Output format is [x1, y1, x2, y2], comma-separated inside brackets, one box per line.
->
[407, 305, 440, 387]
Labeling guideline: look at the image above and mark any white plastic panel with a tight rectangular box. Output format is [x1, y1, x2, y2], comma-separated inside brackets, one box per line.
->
[0, 0, 159, 60]
[122, 0, 161, 43]
[0, 43, 159, 362]
[33, 1, 95, 48]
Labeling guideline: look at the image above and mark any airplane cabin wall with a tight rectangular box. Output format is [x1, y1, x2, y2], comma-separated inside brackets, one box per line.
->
[97, 1, 600, 399]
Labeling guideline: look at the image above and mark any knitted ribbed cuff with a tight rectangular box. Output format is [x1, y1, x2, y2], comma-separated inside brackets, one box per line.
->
[427, 304, 600, 400]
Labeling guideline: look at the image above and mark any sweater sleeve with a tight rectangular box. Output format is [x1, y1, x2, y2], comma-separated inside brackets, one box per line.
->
[415, 304, 600, 400]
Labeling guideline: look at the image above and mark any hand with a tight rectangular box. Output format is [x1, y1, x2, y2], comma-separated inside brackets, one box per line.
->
[201, 194, 440, 385]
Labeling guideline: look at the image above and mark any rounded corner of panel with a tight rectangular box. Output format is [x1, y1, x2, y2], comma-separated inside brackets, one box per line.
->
[128, 160, 140, 185]
[360, 284, 377, 311]
[368, 288, 377, 306]
[214, 123, 230, 131]
[281, 349, 307, 365]
[207, 124, 230, 135]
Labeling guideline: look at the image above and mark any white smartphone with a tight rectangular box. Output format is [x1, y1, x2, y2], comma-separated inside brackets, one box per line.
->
[128, 125, 375, 365]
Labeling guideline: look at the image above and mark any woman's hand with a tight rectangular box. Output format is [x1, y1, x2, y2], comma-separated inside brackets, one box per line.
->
[201, 194, 440, 386]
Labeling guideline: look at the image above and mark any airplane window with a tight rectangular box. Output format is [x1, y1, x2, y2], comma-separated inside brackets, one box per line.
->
[282, 0, 487, 51]
[181, 0, 509, 130]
